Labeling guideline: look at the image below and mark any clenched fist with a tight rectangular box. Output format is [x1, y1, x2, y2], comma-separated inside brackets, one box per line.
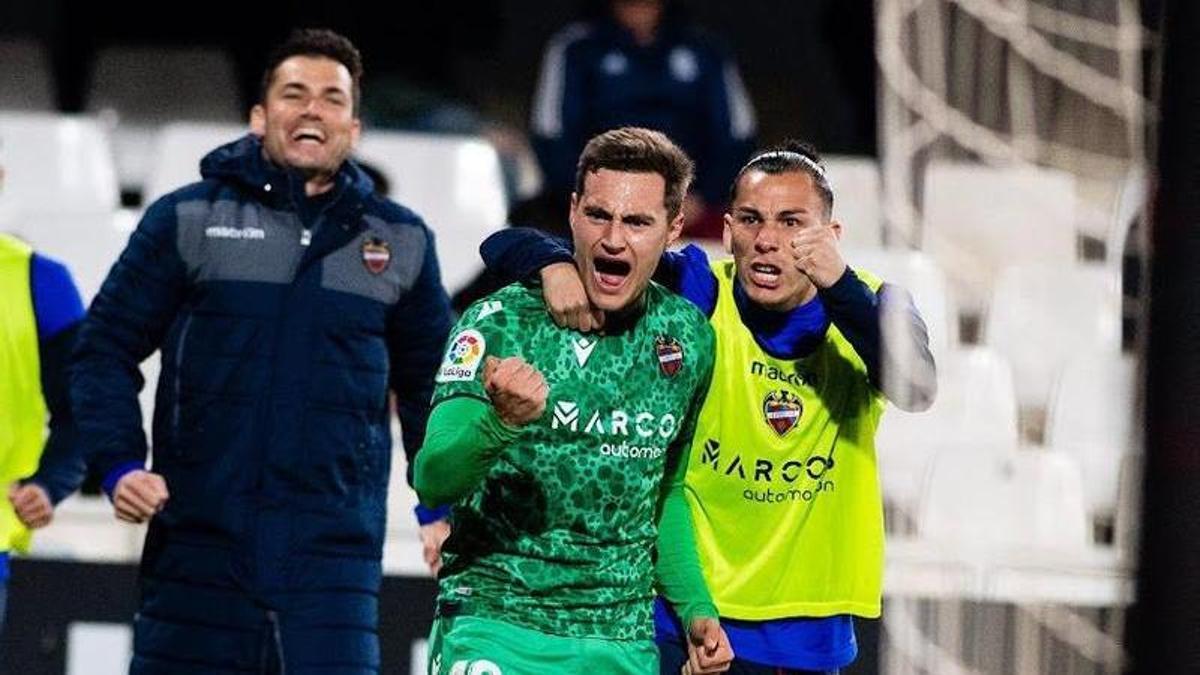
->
[541, 262, 604, 333]
[9, 483, 53, 529]
[685, 617, 735, 673]
[790, 222, 846, 289]
[419, 518, 451, 576]
[482, 356, 548, 426]
[112, 470, 169, 524]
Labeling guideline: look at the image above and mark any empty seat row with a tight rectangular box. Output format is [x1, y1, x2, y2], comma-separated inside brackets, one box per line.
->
[0, 114, 508, 295]
[885, 444, 1136, 609]
[879, 346, 1139, 526]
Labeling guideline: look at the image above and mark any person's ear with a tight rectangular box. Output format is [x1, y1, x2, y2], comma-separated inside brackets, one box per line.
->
[665, 210, 684, 248]
[249, 104, 266, 136]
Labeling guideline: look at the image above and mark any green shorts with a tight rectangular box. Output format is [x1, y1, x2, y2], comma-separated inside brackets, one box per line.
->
[428, 615, 658, 674]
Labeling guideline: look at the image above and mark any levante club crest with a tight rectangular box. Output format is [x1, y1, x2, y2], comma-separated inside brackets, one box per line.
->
[361, 237, 391, 274]
[763, 389, 803, 436]
[655, 335, 684, 377]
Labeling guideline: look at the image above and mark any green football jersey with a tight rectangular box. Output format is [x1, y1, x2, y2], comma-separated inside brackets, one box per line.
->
[431, 281, 715, 641]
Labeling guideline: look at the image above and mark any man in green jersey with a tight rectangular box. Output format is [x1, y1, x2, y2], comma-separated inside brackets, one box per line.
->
[414, 127, 734, 674]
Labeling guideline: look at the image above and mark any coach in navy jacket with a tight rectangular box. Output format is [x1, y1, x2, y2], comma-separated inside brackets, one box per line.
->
[70, 30, 452, 674]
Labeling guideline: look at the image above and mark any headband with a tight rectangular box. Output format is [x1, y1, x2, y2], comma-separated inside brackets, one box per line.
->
[745, 150, 828, 180]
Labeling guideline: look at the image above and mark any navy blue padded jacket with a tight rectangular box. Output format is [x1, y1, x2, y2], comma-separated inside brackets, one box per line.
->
[71, 135, 453, 590]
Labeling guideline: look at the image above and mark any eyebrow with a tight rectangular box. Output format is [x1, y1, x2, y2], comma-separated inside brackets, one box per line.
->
[583, 204, 656, 226]
[736, 205, 814, 218]
[583, 205, 612, 219]
[621, 213, 655, 226]
[279, 82, 348, 98]
[777, 209, 812, 218]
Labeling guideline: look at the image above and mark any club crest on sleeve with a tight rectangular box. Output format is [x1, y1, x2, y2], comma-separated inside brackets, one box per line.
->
[437, 329, 486, 382]
[361, 237, 391, 275]
[763, 389, 803, 436]
[654, 335, 684, 377]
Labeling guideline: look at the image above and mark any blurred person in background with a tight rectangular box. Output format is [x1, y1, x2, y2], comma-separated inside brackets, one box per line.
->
[526, 0, 757, 239]
[0, 149, 87, 639]
[70, 28, 453, 673]
[479, 140, 937, 674]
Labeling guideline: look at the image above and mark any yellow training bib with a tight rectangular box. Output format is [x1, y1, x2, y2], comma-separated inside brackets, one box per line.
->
[684, 261, 886, 620]
[0, 233, 47, 554]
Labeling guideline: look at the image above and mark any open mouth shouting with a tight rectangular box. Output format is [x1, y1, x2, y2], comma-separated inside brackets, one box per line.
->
[593, 255, 633, 292]
[749, 261, 783, 289]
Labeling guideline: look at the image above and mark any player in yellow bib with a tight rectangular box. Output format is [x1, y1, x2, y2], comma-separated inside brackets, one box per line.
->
[480, 140, 937, 673]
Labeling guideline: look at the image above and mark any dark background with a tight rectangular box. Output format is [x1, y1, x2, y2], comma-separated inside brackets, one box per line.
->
[0, 0, 878, 155]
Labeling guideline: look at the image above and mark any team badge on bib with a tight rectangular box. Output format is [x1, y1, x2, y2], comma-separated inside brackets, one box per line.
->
[655, 335, 684, 377]
[437, 330, 486, 382]
[763, 389, 803, 436]
[361, 237, 391, 274]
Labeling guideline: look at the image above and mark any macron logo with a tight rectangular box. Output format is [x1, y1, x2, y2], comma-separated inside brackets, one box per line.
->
[205, 226, 266, 240]
[572, 337, 597, 367]
[477, 300, 503, 320]
[552, 401, 580, 430]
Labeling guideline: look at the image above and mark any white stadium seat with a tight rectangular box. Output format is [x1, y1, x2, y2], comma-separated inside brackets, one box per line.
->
[0, 112, 120, 213]
[823, 155, 883, 248]
[922, 161, 1078, 313]
[1045, 352, 1139, 517]
[355, 131, 508, 294]
[983, 263, 1121, 414]
[844, 246, 956, 353]
[878, 347, 1019, 511]
[918, 445, 1090, 551]
[28, 494, 144, 562]
[3, 210, 131, 301]
[143, 122, 246, 203]
[1107, 165, 1147, 262]
[1113, 452, 1141, 559]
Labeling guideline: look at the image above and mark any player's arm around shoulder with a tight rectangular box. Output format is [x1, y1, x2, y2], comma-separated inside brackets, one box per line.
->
[678, 299, 717, 401]
[412, 292, 547, 508]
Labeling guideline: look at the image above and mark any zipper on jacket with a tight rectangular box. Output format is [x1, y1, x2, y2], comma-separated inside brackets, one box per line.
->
[300, 228, 312, 246]
[171, 314, 195, 438]
[265, 610, 286, 674]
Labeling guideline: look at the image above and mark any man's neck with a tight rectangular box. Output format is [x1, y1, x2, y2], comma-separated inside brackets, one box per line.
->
[304, 173, 337, 197]
[259, 150, 339, 197]
[600, 293, 648, 334]
[732, 280, 831, 359]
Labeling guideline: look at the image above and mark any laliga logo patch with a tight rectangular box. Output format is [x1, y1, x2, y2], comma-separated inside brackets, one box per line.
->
[436, 329, 486, 382]
[655, 335, 684, 377]
[763, 389, 803, 436]
[361, 237, 391, 275]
